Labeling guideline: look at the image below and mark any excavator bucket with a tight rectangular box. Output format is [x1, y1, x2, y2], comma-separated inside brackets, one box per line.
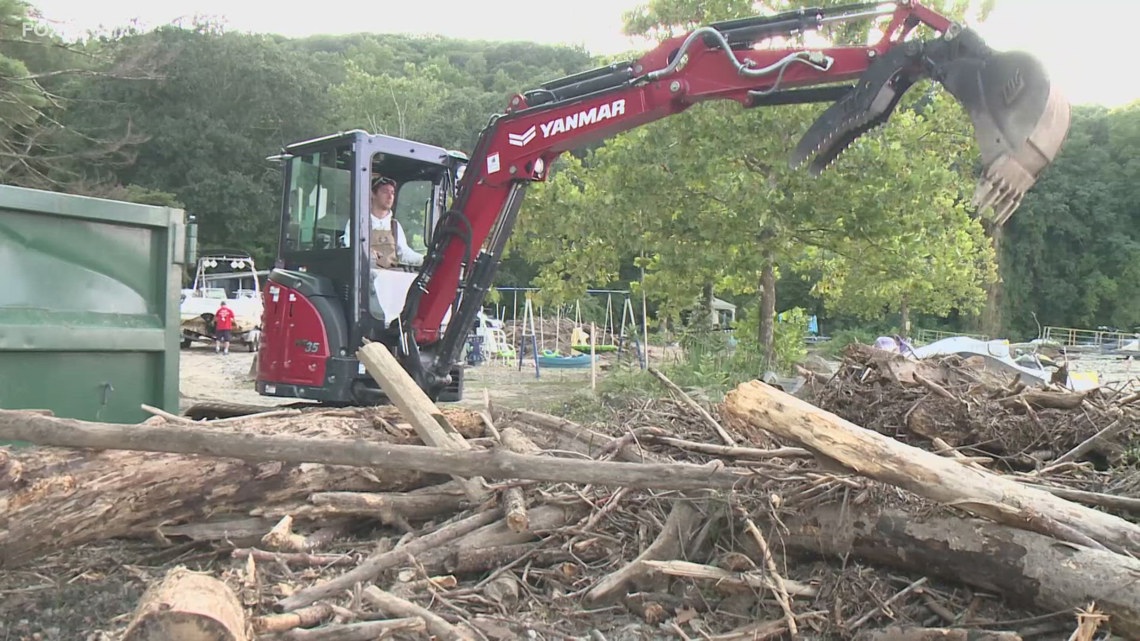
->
[935, 48, 1071, 225]
[791, 28, 1070, 224]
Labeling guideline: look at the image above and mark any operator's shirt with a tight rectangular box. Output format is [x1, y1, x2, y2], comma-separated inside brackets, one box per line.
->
[343, 213, 424, 266]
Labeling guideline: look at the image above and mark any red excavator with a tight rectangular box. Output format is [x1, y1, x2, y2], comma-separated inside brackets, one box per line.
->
[255, 1, 1070, 405]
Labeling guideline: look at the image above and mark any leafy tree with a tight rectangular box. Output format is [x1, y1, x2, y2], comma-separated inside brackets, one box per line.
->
[59, 23, 341, 263]
[795, 90, 997, 334]
[16, 0, 1129, 350]
[1000, 102, 1140, 338]
[0, 0, 157, 192]
[514, 0, 997, 369]
[330, 61, 449, 143]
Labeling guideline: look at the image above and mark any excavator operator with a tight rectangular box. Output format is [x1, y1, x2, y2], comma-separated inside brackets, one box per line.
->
[342, 176, 424, 268]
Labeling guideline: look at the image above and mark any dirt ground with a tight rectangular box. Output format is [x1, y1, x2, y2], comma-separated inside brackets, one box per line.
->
[1064, 352, 1138, 389]
[176, 342, 1136, 414]
[177, 343, 681, 412]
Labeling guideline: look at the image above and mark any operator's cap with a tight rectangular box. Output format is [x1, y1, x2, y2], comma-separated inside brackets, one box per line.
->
[371, 175, 397, 191]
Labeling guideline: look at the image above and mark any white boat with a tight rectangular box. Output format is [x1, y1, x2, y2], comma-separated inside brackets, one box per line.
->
[179, 252, 264, 351]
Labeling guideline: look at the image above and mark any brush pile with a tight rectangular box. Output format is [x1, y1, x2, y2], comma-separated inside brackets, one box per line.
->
[1, 345, 1138, 641]
[807, 344, 1140, 485]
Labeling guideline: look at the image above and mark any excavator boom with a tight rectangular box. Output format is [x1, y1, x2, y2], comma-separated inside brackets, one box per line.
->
[394, 1, 1070, 399]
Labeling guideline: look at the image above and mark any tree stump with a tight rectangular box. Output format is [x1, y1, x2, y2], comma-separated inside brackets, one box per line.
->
[122, 566, 249, 641]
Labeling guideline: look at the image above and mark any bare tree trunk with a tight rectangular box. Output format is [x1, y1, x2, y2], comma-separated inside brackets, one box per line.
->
[723, 380, 1140, 555]
[899, 296, 910, 339]
[702, 282, 715, 328]
[759, 255, 777, 369]
[783, 504, 1140, 639]
[982, 221, 1004, 337]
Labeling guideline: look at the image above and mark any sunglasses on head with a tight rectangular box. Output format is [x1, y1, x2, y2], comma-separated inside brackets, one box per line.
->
[371, 176, 397, 191]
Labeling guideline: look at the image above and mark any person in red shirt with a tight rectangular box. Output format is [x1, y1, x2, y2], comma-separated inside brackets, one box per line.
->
[214, 301, 235, 355]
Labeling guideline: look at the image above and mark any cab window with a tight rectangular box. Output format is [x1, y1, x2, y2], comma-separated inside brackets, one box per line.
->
[393, 180, 431, 254]
[285, 145, 352, 251]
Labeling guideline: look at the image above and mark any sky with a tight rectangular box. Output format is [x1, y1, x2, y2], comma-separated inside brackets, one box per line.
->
[23, 0, 1140, 107]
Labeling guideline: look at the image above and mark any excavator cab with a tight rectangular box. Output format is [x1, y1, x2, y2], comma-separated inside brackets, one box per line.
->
[256, 130, 468, 405]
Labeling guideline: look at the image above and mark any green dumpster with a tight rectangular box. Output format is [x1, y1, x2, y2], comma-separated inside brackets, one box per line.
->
[0, 185, 188, 428]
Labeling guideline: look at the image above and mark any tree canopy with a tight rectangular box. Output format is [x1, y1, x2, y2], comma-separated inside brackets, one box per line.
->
[1, 0, 1135, 344]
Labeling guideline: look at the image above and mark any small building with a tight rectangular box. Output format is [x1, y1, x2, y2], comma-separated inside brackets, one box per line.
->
[711, 297, 736, 328]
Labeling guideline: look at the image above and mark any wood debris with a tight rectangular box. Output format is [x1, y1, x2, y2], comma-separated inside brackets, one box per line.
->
[1, 344, 1138, 640]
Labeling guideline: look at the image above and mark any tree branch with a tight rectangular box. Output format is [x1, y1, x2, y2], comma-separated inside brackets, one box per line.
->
[15, 68, 164, 81]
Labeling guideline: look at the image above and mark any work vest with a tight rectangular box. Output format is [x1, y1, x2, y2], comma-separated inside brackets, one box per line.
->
[369, 218, 401, 269]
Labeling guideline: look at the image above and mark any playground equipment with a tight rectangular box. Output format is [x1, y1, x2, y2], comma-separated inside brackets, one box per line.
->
[495, 288, 647, 376]
[571, 298, 618, 354]
[538, 350, 594, 369]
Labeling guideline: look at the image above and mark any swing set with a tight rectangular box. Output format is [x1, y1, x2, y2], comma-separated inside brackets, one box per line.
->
[505, 289, 646, 378]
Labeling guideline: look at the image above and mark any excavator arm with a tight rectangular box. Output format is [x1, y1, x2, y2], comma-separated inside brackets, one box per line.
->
[396, 0, 1070, 399]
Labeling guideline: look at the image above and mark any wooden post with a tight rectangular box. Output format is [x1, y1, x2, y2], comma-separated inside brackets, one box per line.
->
[590, 321, 597, 391]
[356, 342, 488, 503]
[640, 266, 650, 369]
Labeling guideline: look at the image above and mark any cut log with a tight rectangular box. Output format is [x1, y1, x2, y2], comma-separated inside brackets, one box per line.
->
[122, 566, 248, 641]
[503, 485, 528, 533]
[722, 380, 1140, 556]
[357, 342, 488, 502]
[251, 604, 333, 634]
[307, 483, 470, 522]
[499, 427, 541, 455]
[0, 410, 752, 494]
[495, 427, 537, 533]
[417, 501, 590, 574]
[0, 413, 431, 569]
[441, 541, 609, 575]
[998, 389, 1086, 410]
[783, 503, 1140, 639]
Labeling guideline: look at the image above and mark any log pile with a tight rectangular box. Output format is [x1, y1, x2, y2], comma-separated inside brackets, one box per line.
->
[2, 347, 1139, 640]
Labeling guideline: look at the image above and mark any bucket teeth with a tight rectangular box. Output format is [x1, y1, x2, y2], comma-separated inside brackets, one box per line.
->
[935, 41, 1071, 222]
[790, 45, 915, 175]
[974, 155, 1032, 225]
